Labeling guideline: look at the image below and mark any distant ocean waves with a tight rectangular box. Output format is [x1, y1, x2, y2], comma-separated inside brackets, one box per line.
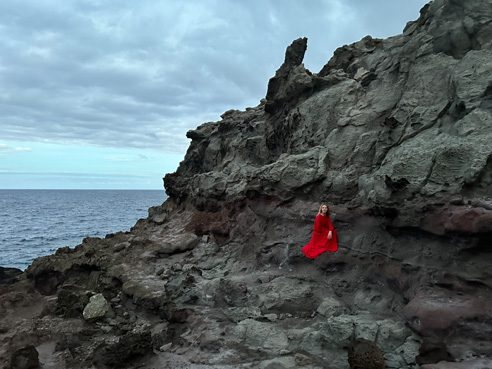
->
[0, 190, 167, 270]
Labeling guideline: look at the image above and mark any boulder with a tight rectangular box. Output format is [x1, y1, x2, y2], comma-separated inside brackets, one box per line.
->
[9, 345, 39, 369]
[82, 293, 113, 321]
[347, 338, 385, 369]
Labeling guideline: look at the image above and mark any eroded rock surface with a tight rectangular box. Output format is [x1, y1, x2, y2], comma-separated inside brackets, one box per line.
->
[1, 0, 492, 368]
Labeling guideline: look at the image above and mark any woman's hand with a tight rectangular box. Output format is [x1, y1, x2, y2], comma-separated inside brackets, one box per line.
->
[328, 231, 332, 240]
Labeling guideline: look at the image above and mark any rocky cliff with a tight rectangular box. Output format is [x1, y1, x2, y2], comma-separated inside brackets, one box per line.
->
[1, 0, 492, 368]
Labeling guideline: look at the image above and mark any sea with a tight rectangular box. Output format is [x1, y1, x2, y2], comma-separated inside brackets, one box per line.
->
[0, 189, 167, 271]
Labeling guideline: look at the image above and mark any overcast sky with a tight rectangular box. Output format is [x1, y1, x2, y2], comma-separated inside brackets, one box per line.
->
[0, 0, 429, 190]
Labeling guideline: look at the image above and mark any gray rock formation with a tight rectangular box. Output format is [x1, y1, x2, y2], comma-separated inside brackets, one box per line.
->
[1, 0, 492, 368]
[165, 0, 492, 220]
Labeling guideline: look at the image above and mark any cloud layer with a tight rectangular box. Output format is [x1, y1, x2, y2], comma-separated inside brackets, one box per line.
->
[0, 0, 428, 156]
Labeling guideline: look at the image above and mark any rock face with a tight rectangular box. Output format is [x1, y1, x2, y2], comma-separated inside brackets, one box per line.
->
[1, 0, 492, 368]
[165, 0, 492, 220]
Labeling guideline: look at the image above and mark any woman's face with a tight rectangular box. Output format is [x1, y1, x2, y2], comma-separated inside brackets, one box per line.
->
[321, 205, 328, 214]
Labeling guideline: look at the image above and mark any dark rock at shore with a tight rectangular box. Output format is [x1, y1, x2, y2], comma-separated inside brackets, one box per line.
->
[0, 267, 23, 285]
[1, 0, 492, 368]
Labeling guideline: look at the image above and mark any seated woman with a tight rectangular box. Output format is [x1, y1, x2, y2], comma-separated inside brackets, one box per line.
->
[302, 204, 338, 259]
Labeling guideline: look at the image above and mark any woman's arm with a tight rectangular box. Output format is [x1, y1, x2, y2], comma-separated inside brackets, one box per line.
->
[327, 217, 334, 231]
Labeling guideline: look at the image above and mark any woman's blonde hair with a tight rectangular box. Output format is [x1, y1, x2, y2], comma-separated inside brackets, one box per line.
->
[318, 204, 330, 216]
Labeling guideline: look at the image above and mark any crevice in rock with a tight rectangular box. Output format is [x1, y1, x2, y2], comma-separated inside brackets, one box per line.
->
[33, 270, 64, 296]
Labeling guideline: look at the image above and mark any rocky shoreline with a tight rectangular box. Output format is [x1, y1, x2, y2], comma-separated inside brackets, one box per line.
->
[2, 0, 492, 368]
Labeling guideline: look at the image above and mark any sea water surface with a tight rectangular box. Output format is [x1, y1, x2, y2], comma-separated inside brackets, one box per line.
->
[0, 189, 167, 270]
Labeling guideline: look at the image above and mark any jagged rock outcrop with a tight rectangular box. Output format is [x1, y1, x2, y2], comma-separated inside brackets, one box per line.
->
[1, 0, 492, 368]
[164, 0, 492, 224]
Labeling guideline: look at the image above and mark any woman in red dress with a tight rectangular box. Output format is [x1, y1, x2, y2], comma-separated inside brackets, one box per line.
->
[302, 204, 338, 259]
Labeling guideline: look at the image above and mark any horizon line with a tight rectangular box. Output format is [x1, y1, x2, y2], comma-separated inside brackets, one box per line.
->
[0, 188, 167, 191]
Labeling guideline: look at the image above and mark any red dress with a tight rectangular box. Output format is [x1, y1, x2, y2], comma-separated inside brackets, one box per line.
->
[302, 214, 338, 259]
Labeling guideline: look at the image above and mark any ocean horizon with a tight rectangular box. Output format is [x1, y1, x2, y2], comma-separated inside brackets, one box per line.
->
[0, 189, 167, 270]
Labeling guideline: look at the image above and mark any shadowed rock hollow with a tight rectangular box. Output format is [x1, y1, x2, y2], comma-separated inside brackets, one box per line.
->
[1, 0, 492, 368]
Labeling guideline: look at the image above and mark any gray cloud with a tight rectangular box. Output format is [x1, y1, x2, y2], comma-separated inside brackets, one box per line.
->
[0, 0, 428, 154]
